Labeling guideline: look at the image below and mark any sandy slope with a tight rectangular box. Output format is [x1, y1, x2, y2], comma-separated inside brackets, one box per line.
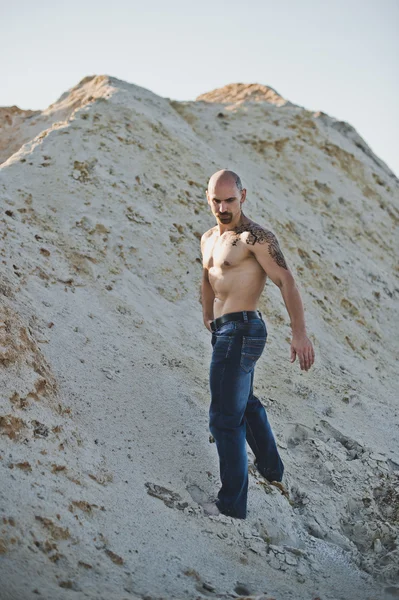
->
[0, 75, 398, 600]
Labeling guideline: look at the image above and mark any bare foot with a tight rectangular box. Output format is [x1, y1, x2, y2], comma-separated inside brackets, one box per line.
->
[253, 462, 289, 498]
[269, 480, 289, 498]
[202, 501, 220, 516]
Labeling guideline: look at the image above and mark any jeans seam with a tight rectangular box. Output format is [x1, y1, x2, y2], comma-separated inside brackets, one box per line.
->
[245, 417, 261, 458]
[217, 350, 227, 416]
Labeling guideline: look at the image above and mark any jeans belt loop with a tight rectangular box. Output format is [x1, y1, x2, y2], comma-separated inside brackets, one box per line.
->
[243, 310, 248, 322]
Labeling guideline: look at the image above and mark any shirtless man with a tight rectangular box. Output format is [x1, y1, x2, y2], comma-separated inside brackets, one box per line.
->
[200, 169, 315, 519]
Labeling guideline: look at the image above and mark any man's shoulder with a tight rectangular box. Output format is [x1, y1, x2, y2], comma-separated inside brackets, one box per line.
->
[201, 226, 218, 243]
[235, 219, 275, 246]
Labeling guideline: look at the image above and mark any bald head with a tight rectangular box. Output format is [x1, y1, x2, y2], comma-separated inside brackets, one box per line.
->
[206, 169, 246, 228]
[207, 169, 243, 195]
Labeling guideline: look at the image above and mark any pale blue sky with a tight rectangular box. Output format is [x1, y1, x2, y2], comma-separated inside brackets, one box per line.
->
[3, 0, 398, 176]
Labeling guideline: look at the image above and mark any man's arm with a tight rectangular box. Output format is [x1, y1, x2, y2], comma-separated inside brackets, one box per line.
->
[248, 229, 315, 371]
[200, 234, 215, 332]
[201, 268, 215, 332]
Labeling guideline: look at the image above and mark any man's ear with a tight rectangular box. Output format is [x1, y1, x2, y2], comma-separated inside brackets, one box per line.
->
[240, 188, 247, 205]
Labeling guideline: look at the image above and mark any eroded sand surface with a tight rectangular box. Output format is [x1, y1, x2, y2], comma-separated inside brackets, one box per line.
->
[1, 75, 398, 600]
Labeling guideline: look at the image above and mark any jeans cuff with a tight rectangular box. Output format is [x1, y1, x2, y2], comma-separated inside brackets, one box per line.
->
[216, 500, 246, 519]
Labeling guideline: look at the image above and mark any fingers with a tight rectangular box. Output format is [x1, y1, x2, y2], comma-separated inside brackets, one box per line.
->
[299, 347, 315, 371]
[306, 351, 312, 370]
[291, 340, 315, 370]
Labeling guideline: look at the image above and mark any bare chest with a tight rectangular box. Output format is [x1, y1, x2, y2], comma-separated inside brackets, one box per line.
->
[204, 232, 249, 271]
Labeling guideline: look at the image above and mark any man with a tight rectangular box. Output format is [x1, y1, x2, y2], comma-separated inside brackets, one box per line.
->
[200, 169, 315, 519]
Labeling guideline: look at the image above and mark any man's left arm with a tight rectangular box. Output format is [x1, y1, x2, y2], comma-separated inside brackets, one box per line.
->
[249, 230, 315, 371]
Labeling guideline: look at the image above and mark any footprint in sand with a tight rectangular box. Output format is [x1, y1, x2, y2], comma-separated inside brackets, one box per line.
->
[145, 482, 189, 511]
[319, 419, 365, 459]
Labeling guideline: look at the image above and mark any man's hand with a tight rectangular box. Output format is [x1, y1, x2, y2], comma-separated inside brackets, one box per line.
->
[204, 320, 213, 333]
[290, 334, 315, 371]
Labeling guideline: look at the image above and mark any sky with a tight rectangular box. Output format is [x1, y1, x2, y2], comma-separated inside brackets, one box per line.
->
[3, 0, 399, 176]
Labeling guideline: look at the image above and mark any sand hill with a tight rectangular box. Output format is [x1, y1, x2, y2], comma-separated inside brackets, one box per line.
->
[1, 74, 398, 600]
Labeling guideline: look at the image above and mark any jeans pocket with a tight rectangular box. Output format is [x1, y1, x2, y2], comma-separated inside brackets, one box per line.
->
[240, 336, 266, 373]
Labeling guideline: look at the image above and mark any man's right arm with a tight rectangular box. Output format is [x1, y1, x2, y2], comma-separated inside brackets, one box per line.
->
[200, 233, 215, 332]
[201, 268, 215, 332]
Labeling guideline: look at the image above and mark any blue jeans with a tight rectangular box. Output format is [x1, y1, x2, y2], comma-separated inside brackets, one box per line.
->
[209, 311, 284, 519]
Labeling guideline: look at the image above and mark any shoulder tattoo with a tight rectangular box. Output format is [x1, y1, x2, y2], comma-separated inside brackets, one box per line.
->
[232, 223, 288, 270]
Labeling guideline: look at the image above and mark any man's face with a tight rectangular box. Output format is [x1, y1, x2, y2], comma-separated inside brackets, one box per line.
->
[207, 180, 243, 225]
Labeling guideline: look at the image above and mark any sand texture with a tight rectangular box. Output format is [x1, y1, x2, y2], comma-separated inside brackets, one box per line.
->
[0, 75, 398, 600]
